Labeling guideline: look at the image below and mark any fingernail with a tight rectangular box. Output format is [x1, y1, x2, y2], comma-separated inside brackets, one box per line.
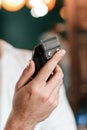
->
[59, 49, 66, 57]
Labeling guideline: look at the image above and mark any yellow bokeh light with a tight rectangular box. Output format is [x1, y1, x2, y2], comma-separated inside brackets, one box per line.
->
[43, 0, 56, 11]
[26, 0, 32, 9]
[2, 0, 26, 12]
[26, 0, 56, 11]
[60, 6, 66, 20]
[0, 0, 1, 8]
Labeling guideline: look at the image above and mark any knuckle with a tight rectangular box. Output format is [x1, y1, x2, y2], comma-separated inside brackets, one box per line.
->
[30, 85, 39, 95]
[29, 81, 39, 93]
[41, 93, 49, 102]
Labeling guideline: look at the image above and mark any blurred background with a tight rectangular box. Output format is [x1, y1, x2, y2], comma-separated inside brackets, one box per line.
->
[0, 0, 87, 129]
[0, 0, 64, 49]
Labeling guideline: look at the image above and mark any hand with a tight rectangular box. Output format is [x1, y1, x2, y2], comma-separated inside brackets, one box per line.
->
[5, 49, 65, 130]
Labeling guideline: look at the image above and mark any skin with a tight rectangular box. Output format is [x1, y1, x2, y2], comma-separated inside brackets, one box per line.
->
[4, 49, 65, 130]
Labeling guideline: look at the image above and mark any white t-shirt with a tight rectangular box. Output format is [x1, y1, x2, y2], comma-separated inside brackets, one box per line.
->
[0, 39, 77, 130]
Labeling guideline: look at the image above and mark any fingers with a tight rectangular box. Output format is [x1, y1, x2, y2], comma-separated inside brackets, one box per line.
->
[34, 49, 65, 85]
[47, 82, 61, 107]
[39, 74, 62, 108]
[46, 65, 63, 91]
[42, 65, 63, 95]
[16, 60, 35, 90]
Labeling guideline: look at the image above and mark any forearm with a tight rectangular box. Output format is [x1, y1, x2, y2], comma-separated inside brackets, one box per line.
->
[4, 113, 36, 130]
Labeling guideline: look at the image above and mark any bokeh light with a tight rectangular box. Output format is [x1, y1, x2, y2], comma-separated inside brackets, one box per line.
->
[2, 0, 26, 12]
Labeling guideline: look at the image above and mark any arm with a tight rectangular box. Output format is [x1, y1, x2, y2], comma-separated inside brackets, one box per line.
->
[4, 113, 35, 130]
[4, 49, 65, 130]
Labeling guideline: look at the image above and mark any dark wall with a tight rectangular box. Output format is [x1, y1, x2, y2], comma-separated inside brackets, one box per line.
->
[0, 3, 63, 50]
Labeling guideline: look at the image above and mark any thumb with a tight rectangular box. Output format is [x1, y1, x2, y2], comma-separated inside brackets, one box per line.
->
[16, 60, 35, 91]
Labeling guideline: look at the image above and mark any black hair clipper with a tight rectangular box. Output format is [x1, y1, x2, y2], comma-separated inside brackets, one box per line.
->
[32, 36, 61, 78]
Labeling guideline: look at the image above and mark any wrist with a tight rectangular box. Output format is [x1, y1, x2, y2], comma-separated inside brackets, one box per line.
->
[4, 112, 36, 130]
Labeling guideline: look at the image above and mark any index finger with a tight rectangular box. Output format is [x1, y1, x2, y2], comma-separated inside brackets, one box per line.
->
[34, 49, 65, 84]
